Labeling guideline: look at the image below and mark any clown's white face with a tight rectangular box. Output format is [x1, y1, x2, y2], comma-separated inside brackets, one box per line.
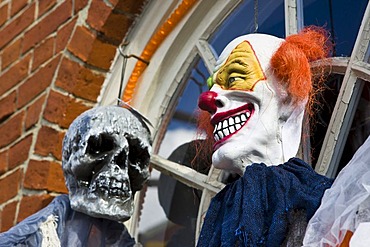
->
[198, 34, 306, 175]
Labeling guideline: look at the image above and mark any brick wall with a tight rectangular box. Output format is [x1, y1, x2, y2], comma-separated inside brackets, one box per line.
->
[0, 0, 147, 231]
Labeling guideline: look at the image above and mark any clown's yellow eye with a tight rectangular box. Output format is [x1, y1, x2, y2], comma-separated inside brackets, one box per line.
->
[228, 77, 243, 84]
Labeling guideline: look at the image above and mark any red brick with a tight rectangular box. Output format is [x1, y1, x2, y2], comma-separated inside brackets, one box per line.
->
[87, 0, 112, 32]
[102, 13, 132, 44]
[25, 94, 46, 130]
[1, 38, 22, 70]
[0, 150, 8, 175]
[0, 201, 18, 231]
[56, 58, 104, 102]
[8, 134, 32, 170]
[17, 194, 54, 222]
[32, 37, 55, 71]
[35, 125, 64, 160]
[0, 91, 16, 122]
[74, 0, 88, 13]
[88, 10, 131, 45]
[43, 90, 90, 128]
[23, 159, 67, 193]
[10, 0, 28, 17]
[67, 26, 94, 62]
[68, 26, 117, 70]
[22, 0, 72, 53]
[18, 55, 61, 108]
[55, 17, 77, 53]
[0, 111, 24, 149]
[38, 0, 57, 18]
[0, 3, 35, 49]
[0, 168, 22, 204]
[114, 0, 146, 15]
[23, 160, 49, 190]
[47, 162, 68, 193]
[0, 3, 8, 27]
[0, 54, 31, 95]
[87, 39, 116, 70]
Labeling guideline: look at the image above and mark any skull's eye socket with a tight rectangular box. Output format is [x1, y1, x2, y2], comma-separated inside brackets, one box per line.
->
[86, 134, 116, 156]
[126, 137, 149, 166]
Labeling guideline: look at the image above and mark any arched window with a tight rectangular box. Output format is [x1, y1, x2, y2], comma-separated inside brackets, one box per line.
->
[99, 0, 370, 245]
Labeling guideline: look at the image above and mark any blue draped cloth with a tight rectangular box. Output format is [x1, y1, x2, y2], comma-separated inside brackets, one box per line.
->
[0, 195, 135, 247]
[197, 158, 333, 247]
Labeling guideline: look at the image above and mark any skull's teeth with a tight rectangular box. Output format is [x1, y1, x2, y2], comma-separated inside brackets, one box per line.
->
[213, 112, 251, 141]
[85, 177, 131, 198]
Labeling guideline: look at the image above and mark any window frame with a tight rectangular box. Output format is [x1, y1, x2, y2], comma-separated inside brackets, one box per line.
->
[99, 0, 370, 241]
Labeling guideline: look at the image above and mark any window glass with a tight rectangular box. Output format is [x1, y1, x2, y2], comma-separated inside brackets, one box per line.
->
[311, 78, 370, 176]
[336, 81, 370, 175]
[310, 74, 343, 168]
[303, 0, 368, 56]
[210, 0, 285, 54]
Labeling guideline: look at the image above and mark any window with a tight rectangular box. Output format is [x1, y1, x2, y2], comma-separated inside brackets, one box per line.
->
[99, 0, 370, 245]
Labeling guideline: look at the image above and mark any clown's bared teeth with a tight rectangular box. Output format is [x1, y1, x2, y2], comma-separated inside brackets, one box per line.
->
[213, 111, 252, 142]
[229, 117, 234, 125]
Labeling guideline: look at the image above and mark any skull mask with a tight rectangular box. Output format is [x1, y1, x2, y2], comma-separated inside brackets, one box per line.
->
[62, 106, 152, 222]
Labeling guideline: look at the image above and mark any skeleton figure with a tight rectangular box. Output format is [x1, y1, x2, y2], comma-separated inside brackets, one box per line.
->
[0, 105, 152, 246]
[63, 105, 152, 222]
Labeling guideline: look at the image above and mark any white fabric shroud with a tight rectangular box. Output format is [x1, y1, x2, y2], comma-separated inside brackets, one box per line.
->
[303, 135, 370, 246]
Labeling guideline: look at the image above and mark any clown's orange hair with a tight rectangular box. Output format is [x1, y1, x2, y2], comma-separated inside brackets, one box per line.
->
[271, 26, 331, 111]
[193, 110, 214, 168]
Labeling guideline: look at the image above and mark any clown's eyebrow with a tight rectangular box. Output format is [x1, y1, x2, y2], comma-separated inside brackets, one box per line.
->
[228, 58, 248, 67]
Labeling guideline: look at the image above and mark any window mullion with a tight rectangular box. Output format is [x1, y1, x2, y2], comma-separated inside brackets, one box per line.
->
[196, 39, 218, 74]
[352, 60, 370, 82]
[150, 154, 225, 193]
[315, 2, 370, 177]
[284, 0, 304, 36]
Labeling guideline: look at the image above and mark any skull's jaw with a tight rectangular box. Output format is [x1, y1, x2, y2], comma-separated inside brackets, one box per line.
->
[68, 169, 134, 222]
[211, 103, 254, 150]
[70, 189, 134, 222]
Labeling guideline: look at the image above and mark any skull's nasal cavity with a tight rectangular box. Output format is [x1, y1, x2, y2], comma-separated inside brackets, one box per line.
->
[86, 134, 116, 156]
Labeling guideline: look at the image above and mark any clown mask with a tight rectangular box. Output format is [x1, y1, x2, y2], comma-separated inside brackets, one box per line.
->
[198, 34, 307, 175]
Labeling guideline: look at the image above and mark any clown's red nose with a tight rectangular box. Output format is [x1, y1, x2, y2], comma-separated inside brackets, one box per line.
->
[198, 91, 218, 114]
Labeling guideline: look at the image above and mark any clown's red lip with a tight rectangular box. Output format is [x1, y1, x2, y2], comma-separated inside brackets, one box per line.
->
[212, 103, 254, 149]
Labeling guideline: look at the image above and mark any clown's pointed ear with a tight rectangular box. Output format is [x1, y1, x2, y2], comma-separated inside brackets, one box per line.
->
[281, 100, 307, 160]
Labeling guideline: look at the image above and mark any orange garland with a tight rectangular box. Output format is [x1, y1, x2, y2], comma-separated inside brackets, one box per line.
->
[122, 0, 198, 102]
